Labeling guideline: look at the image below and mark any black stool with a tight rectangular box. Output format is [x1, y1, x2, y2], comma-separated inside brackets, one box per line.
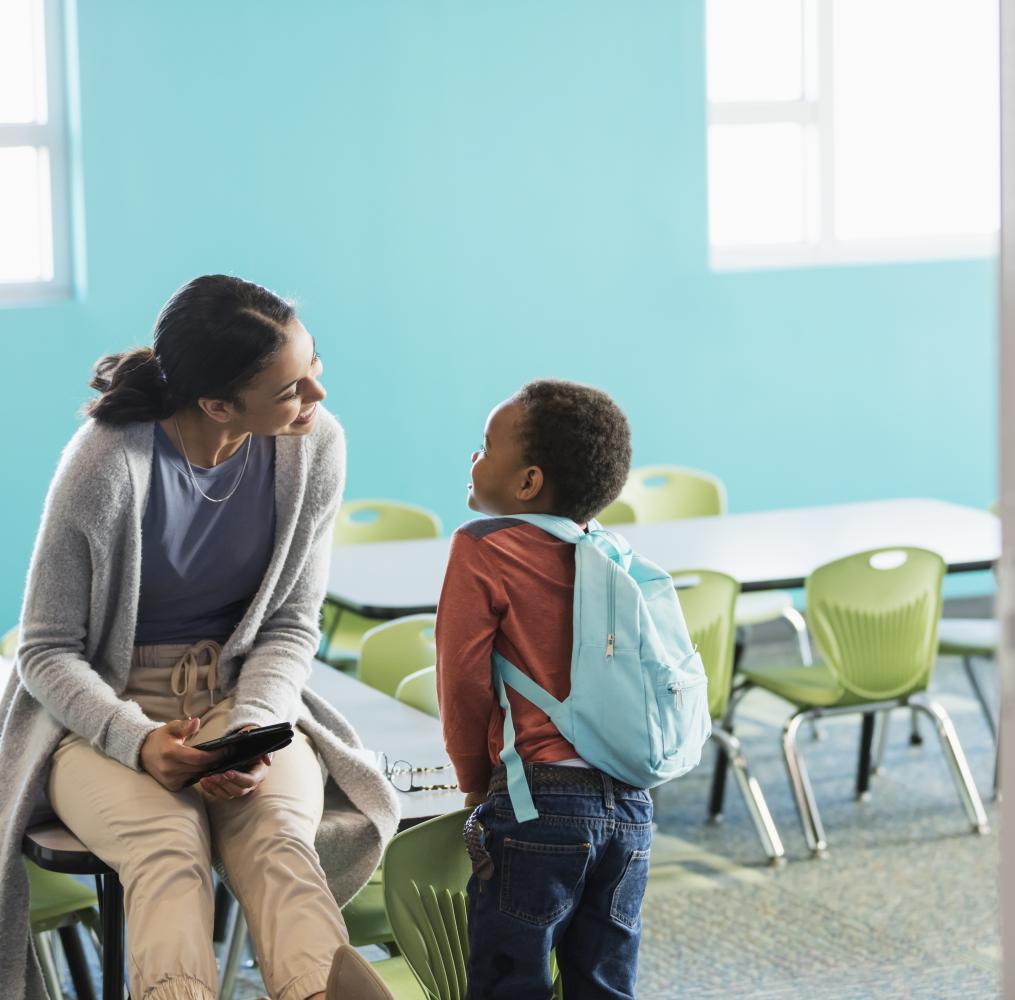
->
[24, 822, 125, 1000]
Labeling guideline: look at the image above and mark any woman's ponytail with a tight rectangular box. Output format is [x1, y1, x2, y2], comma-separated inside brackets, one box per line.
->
[85, 347, 175, 425]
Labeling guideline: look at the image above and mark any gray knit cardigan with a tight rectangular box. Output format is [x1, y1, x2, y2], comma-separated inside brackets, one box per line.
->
[0, 407, 400, 1000]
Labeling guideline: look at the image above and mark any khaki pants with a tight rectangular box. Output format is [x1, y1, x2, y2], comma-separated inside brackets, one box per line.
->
[48, 641, 348, 1000]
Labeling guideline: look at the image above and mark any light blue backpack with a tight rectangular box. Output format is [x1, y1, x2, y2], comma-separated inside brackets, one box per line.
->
[492, 513, 711, 822]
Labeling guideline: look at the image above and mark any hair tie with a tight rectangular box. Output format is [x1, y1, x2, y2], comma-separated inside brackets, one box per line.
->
[153, 352, 169, 385]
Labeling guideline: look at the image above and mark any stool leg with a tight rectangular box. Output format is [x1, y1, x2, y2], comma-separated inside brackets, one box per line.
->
[100, 873, 125, 1000]
[59, 924, 98, 1000]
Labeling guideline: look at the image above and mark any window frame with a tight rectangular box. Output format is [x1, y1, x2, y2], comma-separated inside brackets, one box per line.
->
[0, 0, 74, 304]
[706, 0, 1000, 272]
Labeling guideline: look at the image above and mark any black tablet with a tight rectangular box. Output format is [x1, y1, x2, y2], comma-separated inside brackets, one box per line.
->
[186, 722, 295, 785]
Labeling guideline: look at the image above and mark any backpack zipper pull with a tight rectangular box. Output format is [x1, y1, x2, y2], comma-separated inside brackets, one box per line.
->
[606, 633, 615, 658]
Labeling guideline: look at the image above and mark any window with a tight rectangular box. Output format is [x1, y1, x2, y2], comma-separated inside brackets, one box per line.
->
[0, 0, 75, 302]
[706, 0, 1000, 270]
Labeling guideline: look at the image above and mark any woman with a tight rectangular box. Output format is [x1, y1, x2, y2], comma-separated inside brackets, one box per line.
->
[0, 275, 399, 1000]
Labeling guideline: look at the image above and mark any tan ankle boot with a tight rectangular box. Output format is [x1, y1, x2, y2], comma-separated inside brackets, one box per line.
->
[325, 944, 396, 1000]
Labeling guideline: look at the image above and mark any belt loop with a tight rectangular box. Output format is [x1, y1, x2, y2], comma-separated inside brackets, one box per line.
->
[602, 771, 615, 811]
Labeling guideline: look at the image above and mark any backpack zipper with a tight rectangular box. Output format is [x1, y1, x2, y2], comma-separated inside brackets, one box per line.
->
[606, 561, 617, 657]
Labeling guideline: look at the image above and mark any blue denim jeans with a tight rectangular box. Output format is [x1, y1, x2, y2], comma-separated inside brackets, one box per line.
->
[464, 765, 653, 1000]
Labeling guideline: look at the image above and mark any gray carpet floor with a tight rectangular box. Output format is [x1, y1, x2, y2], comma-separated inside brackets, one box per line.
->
[53, 599, 1001, 999]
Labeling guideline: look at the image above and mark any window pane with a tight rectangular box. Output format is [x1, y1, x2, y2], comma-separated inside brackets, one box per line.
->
[708, 123, 806, 245]
[0, 147, 53, 282]
[834, 0, 999, 239]
[0, 0, 47, 123]
[707, 0, 804, 102]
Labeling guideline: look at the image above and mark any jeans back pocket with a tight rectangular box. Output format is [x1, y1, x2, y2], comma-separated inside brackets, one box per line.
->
[499, 836, 592, 926]
[610, 848, 651, 929]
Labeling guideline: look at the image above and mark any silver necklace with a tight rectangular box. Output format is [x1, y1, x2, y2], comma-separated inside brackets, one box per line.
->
[172, 416, 252, 504]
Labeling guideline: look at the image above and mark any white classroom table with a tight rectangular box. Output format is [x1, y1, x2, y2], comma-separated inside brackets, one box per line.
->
[326, 498, 1000, 619]
[308, 659, 466, 824]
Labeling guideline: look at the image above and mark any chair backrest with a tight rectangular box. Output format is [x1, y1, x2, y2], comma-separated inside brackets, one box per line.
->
[333, 500, 442, 545]
[806, 547, 945, 700]
[621, 465, 727, 522]
[671, 570, 740, 719]
[596, 498, 636, 525]
[358, 615, 437, 696]
[395, 666, 440, 718]
[383, 809, 474, 1000]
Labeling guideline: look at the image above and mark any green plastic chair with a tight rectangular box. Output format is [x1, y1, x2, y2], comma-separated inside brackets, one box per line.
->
[27, 860, 101, 1000]
[737, 547, 989, 856]
[321, 500, 442, 667]
[358, 615, 437, 697]
[619, 466, 813, 665]
[672, 571, 784, 863]
[382, 810, 564, 1000]
[395, 667, 440, 718]
[382, 809, 474, 1000]
[596, 498, 636, 525]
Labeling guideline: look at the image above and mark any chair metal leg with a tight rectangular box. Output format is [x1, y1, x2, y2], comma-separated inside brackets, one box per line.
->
[59, 924, 98, 1000]
[961, 655, 998, 742]
[909, 707, 923, 745]
[909, 695, 990, 834]
[708, 684, 751, 821]
[708, 739, 731, 822]
[711, 728, 786, 864]
[35, 931, 64, 1000]
[782, 712, 828, 856]
[855, 712, 876, 799]
[100, 873, 125, 1000]
[780, 606, 813, 666]
[872, 709, 891, 774]
[219, 895, 249, 1000]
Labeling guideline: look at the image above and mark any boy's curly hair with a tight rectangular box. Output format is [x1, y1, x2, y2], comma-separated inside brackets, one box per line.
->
[514, 379, 632, 523]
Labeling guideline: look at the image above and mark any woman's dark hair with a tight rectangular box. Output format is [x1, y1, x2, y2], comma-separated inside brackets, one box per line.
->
[514, 379, 632, 523]
[86, 274, 295, 424]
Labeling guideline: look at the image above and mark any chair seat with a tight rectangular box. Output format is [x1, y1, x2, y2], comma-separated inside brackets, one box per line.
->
[937, 618, 998, 658]
[371, 954, 426, 998]
[24, 822, 111, 876]
[740, 663, 875, 709]
[733, 590, 793, 627]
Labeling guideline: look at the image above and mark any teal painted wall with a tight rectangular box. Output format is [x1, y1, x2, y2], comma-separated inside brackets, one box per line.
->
[0, 1, 997, 626]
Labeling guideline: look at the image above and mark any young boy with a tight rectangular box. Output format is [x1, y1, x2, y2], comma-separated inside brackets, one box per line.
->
[435, 379, 651, 1000]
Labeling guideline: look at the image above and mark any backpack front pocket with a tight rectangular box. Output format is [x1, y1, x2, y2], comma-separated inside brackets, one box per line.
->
[656, 653, 709, 761]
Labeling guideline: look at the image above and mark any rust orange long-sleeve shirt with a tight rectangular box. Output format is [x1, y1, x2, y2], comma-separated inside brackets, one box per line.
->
[435, 518, 581, 793]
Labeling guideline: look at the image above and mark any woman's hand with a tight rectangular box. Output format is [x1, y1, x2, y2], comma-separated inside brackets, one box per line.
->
[140, 717, 225, 792]
[199, 755, 272, 800]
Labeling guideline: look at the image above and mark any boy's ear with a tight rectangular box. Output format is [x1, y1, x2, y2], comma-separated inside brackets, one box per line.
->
[515, 465, 545, 502]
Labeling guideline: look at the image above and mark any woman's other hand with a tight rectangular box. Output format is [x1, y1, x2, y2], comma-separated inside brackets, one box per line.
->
[198, 754, 272, 800]
[140, 717, 225, 791]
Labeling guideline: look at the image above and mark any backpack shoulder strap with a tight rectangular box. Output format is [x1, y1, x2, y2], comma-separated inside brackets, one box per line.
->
[496, 512, 586, 544]
[491, 652, 545, 822]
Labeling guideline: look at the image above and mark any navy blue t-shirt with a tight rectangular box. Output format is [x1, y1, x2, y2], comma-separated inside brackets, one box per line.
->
[135, 423, 276, 645]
